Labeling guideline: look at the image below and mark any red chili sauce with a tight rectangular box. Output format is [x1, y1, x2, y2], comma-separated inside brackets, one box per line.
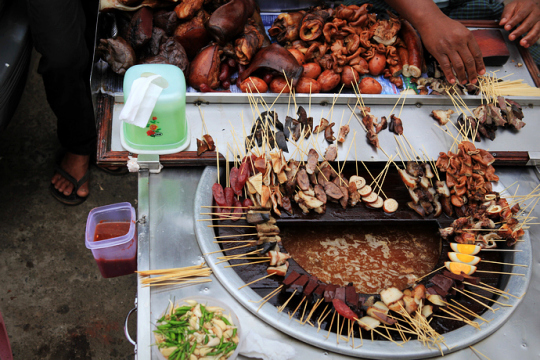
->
[94, 221, 136, 278]
[94, 221, 131, 241]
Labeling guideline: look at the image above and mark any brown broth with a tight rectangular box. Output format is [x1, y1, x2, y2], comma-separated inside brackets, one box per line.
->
[281, 222, 441, 294]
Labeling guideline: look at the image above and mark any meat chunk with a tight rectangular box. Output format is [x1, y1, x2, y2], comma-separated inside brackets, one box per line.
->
[324, 182, 343, 200]
[296, 168, 310, 191]
[306, 149, 319, 174]
[431, 109, 454, 125]
[314, 184, 327, 204]
[325, 144, 338, 161]
[389, 114, 403, 135]
[337, 125, 350, 143]
[96, 37, 136, 75]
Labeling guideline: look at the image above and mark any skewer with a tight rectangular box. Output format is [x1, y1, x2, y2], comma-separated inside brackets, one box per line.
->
[337, 314, 343, 344]
[213, 240, 254, 243]
[238, 273, 273, 290]
[197, 217, 246, 222]
[339, 132, 357, 174]
[356, 318, 404, 346]
[256, 286, 283, 310]
[204, 243, 251, 255]
[297, 298, 309, 324]
[143, 279, 212, 287]
[216, 249, 262, 260]
[476, 270, 524, 276]
[207, 224, 255, 228]
[479, 281, 519, 298]
[200, 212, 245, 216]
[278, 289, 297, 313]
[449, 299, 490, 322]
[302, 298, 323, 325]
[224, 259, 270, 268]
[289, 296, 307, 319]
[316, 304, 331, 332]
[325, 311, 337, 339]
[387, 90, 405, 120]
[397, 86, 409, 119]
[440, 307, 482, 329]
[451, 287, 495, 312]
[480, 259, 528, 267]
[470, 345, 491, 360]
[354, 131, 359, 176]
[479, 249, 522, 252]
[415, 265, 445, 283]
[214, 233, 257, 239]
[459, 288, 512, 307]
[463, 282, 510, 300]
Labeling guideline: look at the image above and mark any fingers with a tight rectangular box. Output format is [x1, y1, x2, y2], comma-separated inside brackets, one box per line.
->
[468, 38, 485, 81]
[449, 52, 468, 84]
[509, 11, 540, 42]
[521, 22, 540, 47]
[437, 54, 457, 84]
[505, 7, 530, 39]
[499, 3, 517, 26]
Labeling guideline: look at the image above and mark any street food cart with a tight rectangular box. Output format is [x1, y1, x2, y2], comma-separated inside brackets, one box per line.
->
[91, 2, 540, 359]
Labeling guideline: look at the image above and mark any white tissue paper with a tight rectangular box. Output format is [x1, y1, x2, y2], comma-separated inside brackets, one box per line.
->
[239, 331, 296, 360]
[126, 156, 139, 173]
[119, 74, 164, 128]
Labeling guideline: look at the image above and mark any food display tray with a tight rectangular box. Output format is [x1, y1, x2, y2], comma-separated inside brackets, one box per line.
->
[133, 165, 540, 360]
[92, 16, 540, 167]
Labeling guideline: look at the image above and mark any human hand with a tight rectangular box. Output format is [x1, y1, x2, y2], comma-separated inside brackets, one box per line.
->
[418, 16, 485, 85]
[500, 0, 540, 48]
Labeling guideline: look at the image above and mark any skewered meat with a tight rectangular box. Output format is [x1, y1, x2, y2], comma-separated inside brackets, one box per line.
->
[296, 168, 310, 191]
[431, 109, 454, 125]
[389, 114, 403, 135]
[314, 118, 330, 134]
[348, 182, 361, 207]
[283, 270, 301, 287]
[337, 125, 350, 143]
[306, 149, 319, 174]
[324, 144, 338, 161]
[325, 122, 336, 143]
[376, 116, 387, 134]
[314, 184, 327, 204]
[339, 186, 349, 209]
[324, 181, 343, 200]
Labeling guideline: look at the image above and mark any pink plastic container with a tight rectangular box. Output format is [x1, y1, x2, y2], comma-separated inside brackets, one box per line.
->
[85, 202, 137, 278]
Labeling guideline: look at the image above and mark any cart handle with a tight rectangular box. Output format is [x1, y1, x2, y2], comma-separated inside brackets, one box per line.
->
[124, 299, 137, 351]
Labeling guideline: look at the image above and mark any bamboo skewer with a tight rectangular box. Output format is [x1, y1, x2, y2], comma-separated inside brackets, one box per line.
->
[278, 290, 297, 313]
[257, 286, 283, 311]
[238, 273, 273, 290]
[225, 259, 270, 268]
[451, 287, 495, 312]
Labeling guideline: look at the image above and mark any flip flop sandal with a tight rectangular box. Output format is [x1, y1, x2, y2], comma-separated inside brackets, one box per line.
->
[49, 165, 90, 206]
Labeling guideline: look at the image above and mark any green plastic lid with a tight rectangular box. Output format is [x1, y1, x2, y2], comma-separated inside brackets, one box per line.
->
[121, 64, 190, 155]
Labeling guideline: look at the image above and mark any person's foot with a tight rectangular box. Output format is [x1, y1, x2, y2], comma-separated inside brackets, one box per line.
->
[51, 153, 90, 198]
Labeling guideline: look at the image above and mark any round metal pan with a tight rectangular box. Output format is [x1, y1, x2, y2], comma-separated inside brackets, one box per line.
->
[194, 166, 532, 359]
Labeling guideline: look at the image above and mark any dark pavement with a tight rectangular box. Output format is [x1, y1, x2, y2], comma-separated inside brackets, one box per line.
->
[0, 51, 138, 360]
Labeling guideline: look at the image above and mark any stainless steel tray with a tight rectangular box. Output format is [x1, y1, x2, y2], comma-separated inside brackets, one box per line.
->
[193, 166, 532, 359]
